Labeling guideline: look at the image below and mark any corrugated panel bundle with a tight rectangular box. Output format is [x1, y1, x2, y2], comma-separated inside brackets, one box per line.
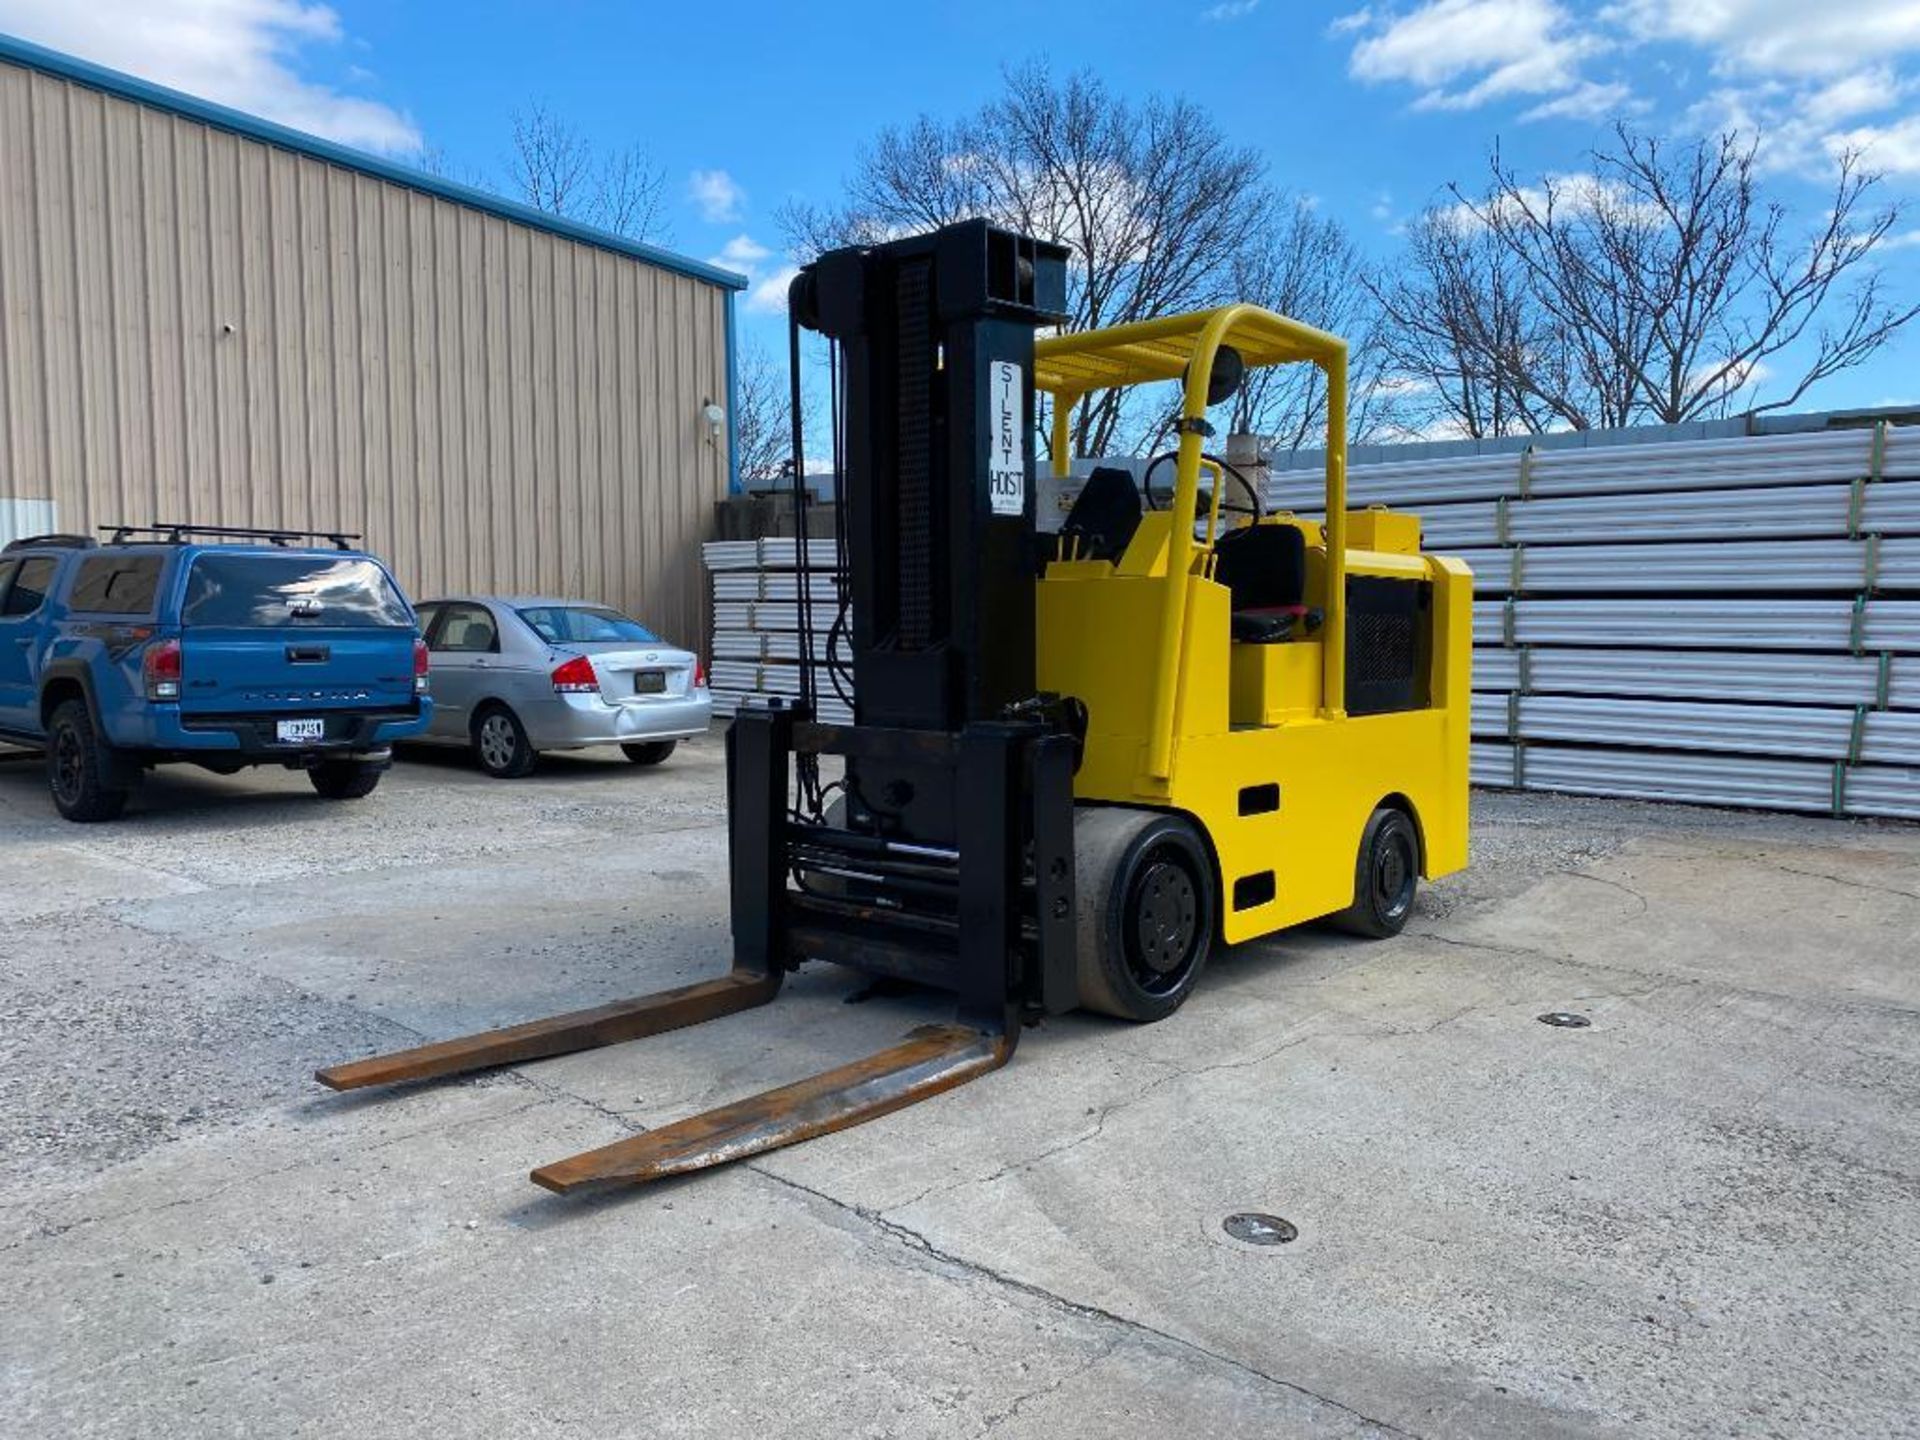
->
[1269, 424, 1920, 820]
[703, 537, 854, 725]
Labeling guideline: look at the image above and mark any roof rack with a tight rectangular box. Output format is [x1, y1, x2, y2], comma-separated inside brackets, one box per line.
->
[3, 533, 97, 552]
[99, 523, 362, 551]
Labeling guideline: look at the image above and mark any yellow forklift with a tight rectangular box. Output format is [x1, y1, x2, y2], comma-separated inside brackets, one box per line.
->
[318, 221, 1470, 1192]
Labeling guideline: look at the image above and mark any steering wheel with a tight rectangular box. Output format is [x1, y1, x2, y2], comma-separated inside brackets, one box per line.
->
[1140, 451, 1264, 523]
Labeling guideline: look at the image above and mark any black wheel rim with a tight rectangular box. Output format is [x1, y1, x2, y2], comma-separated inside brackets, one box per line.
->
[1125, 851, 1201, 996]
[1372, 826, 1416, 921]
[51, 726, 84, 804]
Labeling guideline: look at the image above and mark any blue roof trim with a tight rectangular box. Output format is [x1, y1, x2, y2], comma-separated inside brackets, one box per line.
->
[725, 295, 743, 495]
[0, 30, 748, 293]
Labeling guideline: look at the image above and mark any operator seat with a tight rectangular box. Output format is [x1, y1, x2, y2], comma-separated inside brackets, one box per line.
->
[1214, 522, 1314, 643]
[1058, 466, 1142, 564]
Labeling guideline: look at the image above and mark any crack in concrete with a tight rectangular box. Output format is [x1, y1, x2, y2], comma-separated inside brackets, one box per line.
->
[1406, 928, 1920, 1022]
[1550, 870, 1650, 915]
[752, 1167, 1419, 1438]
[1748, 860, 1920, 904]
[884, 1007, 1480, 1216]
[974, 1335, 1121, 1436]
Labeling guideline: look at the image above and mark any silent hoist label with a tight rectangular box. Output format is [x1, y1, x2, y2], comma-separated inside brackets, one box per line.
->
[988, 360, 1026, 518]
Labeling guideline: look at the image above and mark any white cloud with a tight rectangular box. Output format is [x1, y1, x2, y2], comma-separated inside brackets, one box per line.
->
[747, 265, 802, 316]
[1440, 170, 1664, 230]
[1521, 78, 1640, 122]
[1201, 0, 1259, 19]
[1881, 228, 1920, 249]
[688, 168, 746, 223]
[710, 231, 796, 312]
[1348, 0, 1610, 111]
[1338, 0, 1920, 182]
[0, 0, 420, 152]
[1828, 113, 1920, 175]
[709, 234, 771, 273]
[1611, 1, 1920, 80]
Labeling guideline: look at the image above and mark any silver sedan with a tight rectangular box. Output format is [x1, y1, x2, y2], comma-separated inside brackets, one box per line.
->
[410, 595, 711, 778]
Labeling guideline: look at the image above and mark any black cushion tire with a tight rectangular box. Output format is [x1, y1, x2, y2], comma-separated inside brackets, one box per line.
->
[1329, 806, 1420, 939]
[309, 759, 384, 800]
[471, 705, 537, 779]
[1073, 808, 1215, 1022]
[621, 740, 677, 766]
[46, 698, 131, 823]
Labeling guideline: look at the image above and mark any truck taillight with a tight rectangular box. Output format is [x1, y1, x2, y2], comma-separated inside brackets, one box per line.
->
[413, 637, 431, 695]
[551, 655, 599, 693]
[143, 638, 182, 701]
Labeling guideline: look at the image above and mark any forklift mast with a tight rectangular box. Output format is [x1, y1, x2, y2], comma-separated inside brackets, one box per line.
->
[796, 222, 1069, 844]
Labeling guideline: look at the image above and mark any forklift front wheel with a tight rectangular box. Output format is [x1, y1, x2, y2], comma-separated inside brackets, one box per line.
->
[1074, 808, 1215, 1023]
[1329, 806, 1420, 939]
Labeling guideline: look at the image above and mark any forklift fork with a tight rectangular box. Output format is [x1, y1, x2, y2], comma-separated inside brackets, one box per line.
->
[314, 708, 1070, 1195]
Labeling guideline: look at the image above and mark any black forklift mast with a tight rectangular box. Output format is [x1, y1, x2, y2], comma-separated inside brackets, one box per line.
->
[725, 218, 1079, 1016]
[316, 221, 1086, 1194]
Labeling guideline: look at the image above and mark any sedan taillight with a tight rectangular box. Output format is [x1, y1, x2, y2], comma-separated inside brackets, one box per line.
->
[413, 637, 431, 695]
[143, 637, 182, 702]
[551, 655, 599, 693]
[692, 657, 706, 689]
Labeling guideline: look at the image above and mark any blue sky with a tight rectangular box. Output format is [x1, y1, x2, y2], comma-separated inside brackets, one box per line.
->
[5, 0, 1919, 416]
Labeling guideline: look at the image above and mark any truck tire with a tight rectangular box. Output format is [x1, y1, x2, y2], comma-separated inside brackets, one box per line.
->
[309, 759, 384, 800]
[471, 704, 537, 779]
[46, 699, 131, 823]
[1328, 805, 1419, 939]
[1073, 807, 1215, 1022]
[621, 740, 677, 766]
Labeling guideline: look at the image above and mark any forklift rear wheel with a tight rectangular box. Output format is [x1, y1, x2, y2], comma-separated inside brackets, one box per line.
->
[621, 740, 677, 766]
[1329, 806, 1419, 939]
[1074, 808, 1215, 1022]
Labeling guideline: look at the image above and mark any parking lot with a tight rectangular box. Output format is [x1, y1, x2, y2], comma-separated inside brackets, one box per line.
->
[2, 739, 1916, 1439]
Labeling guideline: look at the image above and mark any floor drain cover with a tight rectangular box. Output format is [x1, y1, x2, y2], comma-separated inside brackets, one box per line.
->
[1538, 1012, 1592, 1028]
[1223, 1212, 1297, 1246]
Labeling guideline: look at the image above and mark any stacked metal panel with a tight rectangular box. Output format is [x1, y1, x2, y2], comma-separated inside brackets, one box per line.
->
[1273, 423, 1920, 820]
[702, 538, 854, 726]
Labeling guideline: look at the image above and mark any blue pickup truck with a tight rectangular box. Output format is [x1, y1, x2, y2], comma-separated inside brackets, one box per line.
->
[0, 528, 432, 821]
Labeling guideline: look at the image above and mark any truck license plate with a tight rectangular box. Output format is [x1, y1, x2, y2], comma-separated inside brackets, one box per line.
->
[634, 671, 666, 694]
[276, 718, 326, 743]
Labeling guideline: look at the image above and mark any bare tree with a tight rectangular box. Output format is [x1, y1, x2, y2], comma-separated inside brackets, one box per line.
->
[592, 144, 669, 242]
[1368, 211, 1572, 439]
[507, 104, 668, 243]
[782, 64, 1291, 456]
[1454, 125, 1917, 426]
[1226, 203, 1404, 450]
[733, 342, 794, 486]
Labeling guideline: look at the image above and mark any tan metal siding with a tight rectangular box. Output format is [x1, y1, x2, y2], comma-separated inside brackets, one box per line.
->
[0, 59, 730, 648]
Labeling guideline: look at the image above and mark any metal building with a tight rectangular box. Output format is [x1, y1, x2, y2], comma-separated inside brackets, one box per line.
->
[0, 34, 745, 648]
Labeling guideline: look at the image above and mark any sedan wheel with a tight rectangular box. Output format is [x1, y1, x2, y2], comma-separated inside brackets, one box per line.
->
[472, 706, 537, 779]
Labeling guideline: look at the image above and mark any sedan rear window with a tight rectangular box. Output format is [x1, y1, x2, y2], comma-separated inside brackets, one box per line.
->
[183, 555, 412, 628]
[517, 606, 660, 645]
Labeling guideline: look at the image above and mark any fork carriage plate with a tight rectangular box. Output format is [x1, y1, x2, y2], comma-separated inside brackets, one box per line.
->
[276, 717, 325, 743]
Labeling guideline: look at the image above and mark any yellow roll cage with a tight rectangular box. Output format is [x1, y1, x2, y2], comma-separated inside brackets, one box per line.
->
[1033, 305, 1351, 778]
